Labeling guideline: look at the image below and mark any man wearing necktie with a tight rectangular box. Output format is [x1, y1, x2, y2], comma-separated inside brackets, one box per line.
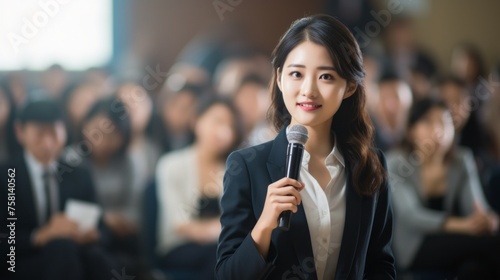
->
[0, 97, 116, 280]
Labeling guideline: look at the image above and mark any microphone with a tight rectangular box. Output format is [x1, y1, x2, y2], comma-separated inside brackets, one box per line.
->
[278, 125, 309, 231]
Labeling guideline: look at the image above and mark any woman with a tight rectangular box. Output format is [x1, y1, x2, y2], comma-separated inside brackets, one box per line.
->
[116, 82, 161, 205]
[216, 15, 395, 280]
[156, 97, 241, 279]
[387, 98, 500, 279]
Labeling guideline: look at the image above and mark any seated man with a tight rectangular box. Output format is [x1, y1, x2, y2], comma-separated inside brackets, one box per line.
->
[0, 98, 116, 280]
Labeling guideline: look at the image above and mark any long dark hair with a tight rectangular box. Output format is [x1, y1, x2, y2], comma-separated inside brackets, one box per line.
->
[195, 95, 243, 160]
[79, 96, 132, 158]
[400, 97, 455, 161]
[268, 14, 385, 196]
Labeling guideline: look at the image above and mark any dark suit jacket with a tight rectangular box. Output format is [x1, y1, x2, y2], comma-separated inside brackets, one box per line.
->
[216, 128, 395, 280]
[0, 153, 99, 261]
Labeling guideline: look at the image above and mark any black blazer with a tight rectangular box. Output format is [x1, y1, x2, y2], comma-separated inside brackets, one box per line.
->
[216, 128, 395, 280]
[0, 154, 98, 259]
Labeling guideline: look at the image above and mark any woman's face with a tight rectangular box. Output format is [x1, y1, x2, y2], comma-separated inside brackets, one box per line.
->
[163, 91, 197, 133]
[83, 114, 124, 160]
[195, 104, 237, 157]
[410, 107, 455, 156]
[277, 41, 354, 129]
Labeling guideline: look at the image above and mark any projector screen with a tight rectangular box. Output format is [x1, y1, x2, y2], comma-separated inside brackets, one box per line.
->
[0, 0, 113, 70]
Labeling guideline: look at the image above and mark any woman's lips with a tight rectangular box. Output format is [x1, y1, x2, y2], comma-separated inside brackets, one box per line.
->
[297, 102, 322, 111]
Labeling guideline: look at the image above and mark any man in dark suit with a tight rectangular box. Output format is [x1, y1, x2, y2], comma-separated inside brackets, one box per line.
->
[0, 98, 115, 280]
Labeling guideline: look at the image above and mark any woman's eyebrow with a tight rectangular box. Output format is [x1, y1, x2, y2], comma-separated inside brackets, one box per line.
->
[286, 64, 336, 71]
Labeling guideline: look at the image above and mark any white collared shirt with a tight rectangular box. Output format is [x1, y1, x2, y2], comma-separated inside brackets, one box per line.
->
[300, 141, 346, 280]
[24, 151, 59, 226]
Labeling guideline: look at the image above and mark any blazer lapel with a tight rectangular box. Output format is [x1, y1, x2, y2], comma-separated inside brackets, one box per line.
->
[334, 158, 362, 279]
[17, 157, 40, 227]
[267, 128, 317, 279]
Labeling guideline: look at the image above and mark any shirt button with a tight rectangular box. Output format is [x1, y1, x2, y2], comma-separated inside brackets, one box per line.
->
[322, 238, 327, 244]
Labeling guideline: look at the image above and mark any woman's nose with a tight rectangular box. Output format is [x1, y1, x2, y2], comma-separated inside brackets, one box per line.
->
[301, 76, 318, 98]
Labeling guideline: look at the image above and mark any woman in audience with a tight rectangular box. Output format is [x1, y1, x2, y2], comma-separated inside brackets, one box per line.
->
[155, 84, 201, 153]
[387, 97, 500, 279]
[116, 82, 161, 200]
[156, 97, 241, 279]
[79, 97, 149, 278]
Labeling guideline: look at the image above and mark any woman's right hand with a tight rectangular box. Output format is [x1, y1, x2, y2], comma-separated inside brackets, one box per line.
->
[251, 177, 304, 258]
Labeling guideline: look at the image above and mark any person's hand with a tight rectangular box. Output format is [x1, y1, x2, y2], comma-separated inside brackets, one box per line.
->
[464, 206, 491, 235]
[104, 212, 136, 236]
[76, 228, 100, 244]
[487, 213, 499, 234]
[448, 202, 497, 236]
[250, 178, 304, 258]
[255, 177, 304, 232]
[34, 213, 80, 246]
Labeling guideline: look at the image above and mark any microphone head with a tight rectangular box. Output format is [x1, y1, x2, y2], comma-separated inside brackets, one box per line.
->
[287, 125, 309, 145]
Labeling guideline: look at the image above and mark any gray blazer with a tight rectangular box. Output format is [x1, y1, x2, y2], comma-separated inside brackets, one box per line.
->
[386, 147, 491, 269]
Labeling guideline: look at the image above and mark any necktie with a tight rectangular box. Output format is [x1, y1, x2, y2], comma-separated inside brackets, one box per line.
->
[42, 169, 57, 222]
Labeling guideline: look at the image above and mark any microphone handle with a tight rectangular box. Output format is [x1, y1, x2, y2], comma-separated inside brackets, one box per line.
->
[277, 143, 304, 231]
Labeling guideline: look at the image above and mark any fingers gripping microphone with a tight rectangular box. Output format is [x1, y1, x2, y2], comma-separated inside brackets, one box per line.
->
[278, 125, 309, 231]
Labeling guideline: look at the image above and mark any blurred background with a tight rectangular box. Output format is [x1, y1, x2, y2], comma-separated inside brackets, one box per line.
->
[1, 0, 499, 280]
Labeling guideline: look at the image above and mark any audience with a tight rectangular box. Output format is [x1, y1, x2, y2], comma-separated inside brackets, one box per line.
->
[77, 97, 150, 278]
[371, 70, 413, 151]
[154, 83, 201, 153]
[481, 65, 500, 213]
[60, 82, 103, 145]
[0, 98, 116, 280]
[0, 86, 20, 163]
[1, 11, 499, 280]
[387, 98, 500, 279]
[232, 73, 274, 146]
[116, 82, 161, 200]
[155, 97, 241, 279]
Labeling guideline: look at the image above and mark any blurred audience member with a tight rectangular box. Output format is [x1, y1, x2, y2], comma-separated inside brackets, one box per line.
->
[3, 71, 29, 107]
[0, 98, 115, 280]
[382, 17, 437, 83]
[84, 67, 115, 95]
[214, 53, 271, 97]
[481, 64, 500, 213]
[363, 51, 382, 114]
[438, 76, 470, 134]
[41, 64, 69, 99]
[61, 83, 102, 145]
[371, 70, 413, 151]
[0, 86, 21, 163]
[388, 98, 500, 279]
[156, 97, 241, 279]
[155, 84, 201, 153]
[116, 82, 161, 199]
[451, 43, 487, 94]
[79, 97, 148, 277]
[437, 75, 486, 158]
[409, 55, 437, 101]
[233, 74, 274, 146]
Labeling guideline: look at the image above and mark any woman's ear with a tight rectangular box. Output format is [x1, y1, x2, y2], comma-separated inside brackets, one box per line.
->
[343, 81, 357, 100]
[276, 68, 283, 92]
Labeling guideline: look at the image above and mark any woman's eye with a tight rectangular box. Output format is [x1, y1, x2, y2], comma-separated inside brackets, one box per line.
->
[290, 71, 302, 78]
[320, 73, 333, 80]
